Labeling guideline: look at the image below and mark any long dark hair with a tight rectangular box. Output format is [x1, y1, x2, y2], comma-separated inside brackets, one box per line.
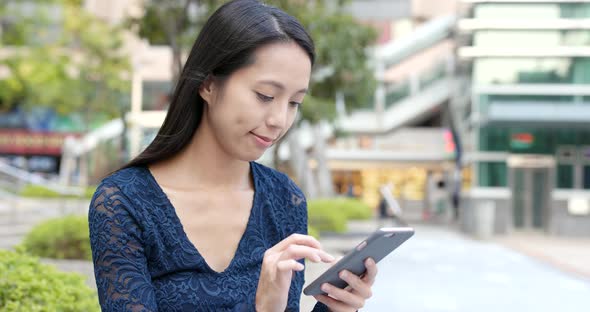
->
[123, 0, 315, 169]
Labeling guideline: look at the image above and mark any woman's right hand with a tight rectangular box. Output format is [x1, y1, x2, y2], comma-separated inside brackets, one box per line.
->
[255, 233, 335, 312]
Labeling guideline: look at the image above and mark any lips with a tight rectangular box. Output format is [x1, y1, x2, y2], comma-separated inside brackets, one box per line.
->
[251, 132, 275, 148]
[252, 133, 274, 143]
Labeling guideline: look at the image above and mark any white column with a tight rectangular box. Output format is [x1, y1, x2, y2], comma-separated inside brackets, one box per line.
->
[129, 65, 143, 157]
[375, 61, 386, 129]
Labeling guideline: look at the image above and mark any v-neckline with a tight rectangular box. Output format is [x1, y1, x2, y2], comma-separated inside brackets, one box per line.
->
[144, 162, 259, 275]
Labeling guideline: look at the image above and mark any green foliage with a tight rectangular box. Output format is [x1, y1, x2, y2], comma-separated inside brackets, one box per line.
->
[334, 198, 373, 220]
[311, 197, 373, 220]
[307, 225, 320, 239]
[0, 0, 130, 120]
[282, 1, 378, 122]
[307, 199, 347, 233]
[0, 250, 99, 312]
[20, 185, 96, 199]
[20, 185, 61, 198]
[308, 197, 373, 233]
[20, 215, 92, 261]
[129, 0, 377, 123]
[84, 185, 98, 199]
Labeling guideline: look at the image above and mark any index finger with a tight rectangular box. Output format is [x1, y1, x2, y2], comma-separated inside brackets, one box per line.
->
[362, 258, 378, 284]
[271, 233, 322, 252]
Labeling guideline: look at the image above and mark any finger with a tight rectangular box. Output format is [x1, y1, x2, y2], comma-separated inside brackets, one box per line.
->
[327, 255, 344, 268]
[313, 294, 350, 311]
[339, 270, 372, 299]
[321, 283, 365, 309]
[362, 258, 378, 285]
[280, 245, 335, 263]
[272, 233, 322, 252]
[276, 259, 304, 272]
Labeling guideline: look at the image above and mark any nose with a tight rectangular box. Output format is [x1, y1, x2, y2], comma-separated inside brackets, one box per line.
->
[266, 101, 289, 130]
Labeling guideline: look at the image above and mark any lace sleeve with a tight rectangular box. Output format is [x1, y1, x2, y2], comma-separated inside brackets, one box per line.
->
[88, 182, 158, 312]
[281, 177, 330, 312]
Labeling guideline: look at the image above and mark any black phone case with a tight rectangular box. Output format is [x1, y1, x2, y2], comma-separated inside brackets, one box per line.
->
[303, 227, 414, 296]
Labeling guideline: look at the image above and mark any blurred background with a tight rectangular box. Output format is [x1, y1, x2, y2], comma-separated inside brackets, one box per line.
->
[1, 0, 589, 311]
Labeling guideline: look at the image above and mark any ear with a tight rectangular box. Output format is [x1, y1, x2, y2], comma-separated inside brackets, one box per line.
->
[198, 75, 216, 104]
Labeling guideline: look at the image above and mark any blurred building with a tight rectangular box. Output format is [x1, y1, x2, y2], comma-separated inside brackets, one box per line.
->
[455, 0, 590, 236]
[332, 0, 461, 213]
[335, 0, 590, 235]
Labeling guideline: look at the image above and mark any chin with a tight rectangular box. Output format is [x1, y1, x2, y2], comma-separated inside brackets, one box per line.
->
[235, 150, 265, 162]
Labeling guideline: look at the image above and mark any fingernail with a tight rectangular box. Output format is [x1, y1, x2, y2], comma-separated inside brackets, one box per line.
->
[340, 271, 347, 279]
[321, 284, 329, 292]
[326, 253, 335, 261]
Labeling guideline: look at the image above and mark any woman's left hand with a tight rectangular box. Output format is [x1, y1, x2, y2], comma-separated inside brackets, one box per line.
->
[313, 258, 378, 311]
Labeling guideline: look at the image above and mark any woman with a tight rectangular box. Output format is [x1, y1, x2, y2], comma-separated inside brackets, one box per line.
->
[89, 1, 377, 311]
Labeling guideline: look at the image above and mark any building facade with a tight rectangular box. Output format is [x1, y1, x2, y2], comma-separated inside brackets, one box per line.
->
[459, 0, 590, 189]
[457, 0, 590, 235]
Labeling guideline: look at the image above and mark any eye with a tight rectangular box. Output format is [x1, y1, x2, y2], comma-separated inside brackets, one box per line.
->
[256, 92, 274, 102]
[289, 101, 302, 108]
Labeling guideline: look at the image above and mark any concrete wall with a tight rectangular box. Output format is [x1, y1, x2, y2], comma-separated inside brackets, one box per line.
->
[460, 188, 511, 236]
[345, 0, 412, 20]
[549, 191, 590, 237]
[460, 188, 590, 237]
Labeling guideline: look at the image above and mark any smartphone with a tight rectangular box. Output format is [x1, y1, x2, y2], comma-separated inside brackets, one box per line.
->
[303, 227, 414, 296]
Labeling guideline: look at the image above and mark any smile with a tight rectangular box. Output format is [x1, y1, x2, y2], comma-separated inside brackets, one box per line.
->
[251, 132, 274, 148]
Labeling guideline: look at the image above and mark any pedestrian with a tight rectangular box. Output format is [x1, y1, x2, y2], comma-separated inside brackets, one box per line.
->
[88, 1, 377, 311]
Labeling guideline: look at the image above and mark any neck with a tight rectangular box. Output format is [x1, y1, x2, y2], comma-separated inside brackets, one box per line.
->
[150, 118, 252, 191]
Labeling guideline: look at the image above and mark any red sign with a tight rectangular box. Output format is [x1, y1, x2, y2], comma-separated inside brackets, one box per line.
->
[511, 133, 534, 149]
[0, 130, 80, 156]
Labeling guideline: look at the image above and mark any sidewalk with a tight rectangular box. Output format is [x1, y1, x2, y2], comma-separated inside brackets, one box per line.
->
[494, 232, 590, 281]
[301, 219, 590, 311]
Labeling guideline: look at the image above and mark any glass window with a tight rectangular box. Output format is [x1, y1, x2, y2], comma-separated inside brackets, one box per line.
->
[479, 127, 509, 152]
[474, 3, 590, 19]
[142, 80, 173, 111]
[474, 30, 590, 48]
[474, 58, 590, 85]
[385, 82, 409, 109]
[479, 128, 590, 155]
[557, 164, 574, 189]
[478, 162, 507, 187]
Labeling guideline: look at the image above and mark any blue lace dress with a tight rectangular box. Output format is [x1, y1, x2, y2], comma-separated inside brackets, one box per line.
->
[88, 162, 329, 311]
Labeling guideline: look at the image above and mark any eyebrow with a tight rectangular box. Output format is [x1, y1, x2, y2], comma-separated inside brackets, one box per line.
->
[257, 80, 308, 94]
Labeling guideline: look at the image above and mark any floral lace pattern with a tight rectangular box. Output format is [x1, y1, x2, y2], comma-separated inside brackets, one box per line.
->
[89, 162, 328, 311]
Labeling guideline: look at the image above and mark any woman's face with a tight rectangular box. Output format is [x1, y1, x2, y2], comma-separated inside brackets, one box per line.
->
[199, 41, 312, 161]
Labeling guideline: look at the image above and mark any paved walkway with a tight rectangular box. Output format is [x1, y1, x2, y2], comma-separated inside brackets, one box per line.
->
[302, 221, 590, 311]
[495, 232, 590, 280]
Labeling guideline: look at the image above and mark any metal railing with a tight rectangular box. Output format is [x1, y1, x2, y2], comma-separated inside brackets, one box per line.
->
[0, 161, 83, 196]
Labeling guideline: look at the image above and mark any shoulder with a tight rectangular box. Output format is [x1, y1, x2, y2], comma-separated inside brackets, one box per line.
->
[90, 166, 152, 217]
[100, 166, 149, 189]
[251, 162, 305, 206]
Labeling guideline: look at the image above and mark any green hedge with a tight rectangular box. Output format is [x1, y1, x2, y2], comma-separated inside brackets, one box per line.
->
[20, 215, 92, 261]
[307, 225, 320, 239]
[20, 185, 96, 199]
[307, 198, 373, 234]
[0, 250, 99, 312]
[331, 198, 373, 220]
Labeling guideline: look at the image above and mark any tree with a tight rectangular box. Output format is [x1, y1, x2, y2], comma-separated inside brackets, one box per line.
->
[271, 0, 378, 198]
[128, 0, 377, 197]
[0, 0, 130, 126]
[126, 0, 222, 83]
